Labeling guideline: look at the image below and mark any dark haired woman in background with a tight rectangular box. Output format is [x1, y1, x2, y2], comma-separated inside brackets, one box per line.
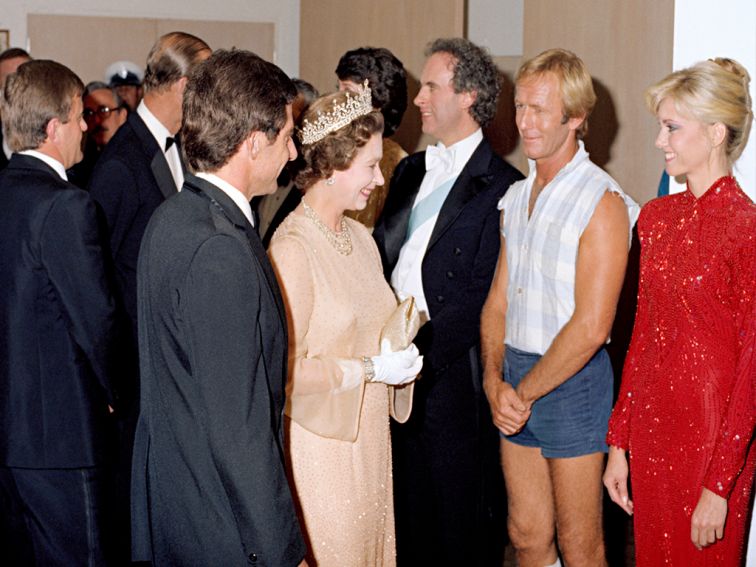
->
[336, 47, 408, 230]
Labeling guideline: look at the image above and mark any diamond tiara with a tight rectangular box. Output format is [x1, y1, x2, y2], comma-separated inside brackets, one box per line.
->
[299, 80, 373, 145]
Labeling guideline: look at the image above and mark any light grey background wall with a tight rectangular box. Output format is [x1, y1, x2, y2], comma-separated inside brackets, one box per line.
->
[0, 0, 300, 76]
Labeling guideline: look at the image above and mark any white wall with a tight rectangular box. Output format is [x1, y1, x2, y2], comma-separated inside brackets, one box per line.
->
[671, 0, 756, 199]
[0, 0, 300, 76]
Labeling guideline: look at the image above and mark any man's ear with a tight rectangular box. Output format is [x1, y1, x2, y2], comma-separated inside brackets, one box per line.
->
[566, 113, 586, 133]
[174, 76, 189, 96]
[459, 90, 477, 110]
[45, 117, 60, 144]
[247, 131, 265, 159]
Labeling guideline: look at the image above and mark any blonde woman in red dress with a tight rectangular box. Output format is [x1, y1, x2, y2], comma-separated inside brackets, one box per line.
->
[603, 58, 755, 566]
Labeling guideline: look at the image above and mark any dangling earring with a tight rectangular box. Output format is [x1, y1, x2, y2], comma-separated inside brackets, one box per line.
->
[325, 177, 335, 186]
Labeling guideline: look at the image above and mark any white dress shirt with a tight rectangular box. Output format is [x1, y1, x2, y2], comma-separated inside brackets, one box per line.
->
[137, 101, 184, 191]
[195, 172, 254, 227]
[391, 128, 483, 320]
[3, 138, 12, 161]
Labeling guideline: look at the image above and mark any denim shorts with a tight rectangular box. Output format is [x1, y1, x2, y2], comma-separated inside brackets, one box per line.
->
[501, 345, 613, 458]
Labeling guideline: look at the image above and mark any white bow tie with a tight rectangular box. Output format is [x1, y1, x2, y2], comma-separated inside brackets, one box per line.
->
[425, 144, 455, 173]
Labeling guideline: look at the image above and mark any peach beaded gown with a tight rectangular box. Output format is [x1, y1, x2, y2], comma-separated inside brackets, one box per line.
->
[607, 177, 756, 566]
[269, 211, 398, 567]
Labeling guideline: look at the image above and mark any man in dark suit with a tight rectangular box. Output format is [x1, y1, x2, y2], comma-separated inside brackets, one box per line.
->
[0, 47, 31, 170]
[373, 37, 523, 566]
[0, 59, 127, 566]
[89, 31, 210, 344]
[131, 49, 307, 566]
[88, 32, 210, 562]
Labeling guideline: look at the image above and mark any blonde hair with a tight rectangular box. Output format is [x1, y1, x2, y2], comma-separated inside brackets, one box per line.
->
[646, 58, 753, 165]
[515, 48, 596, 139]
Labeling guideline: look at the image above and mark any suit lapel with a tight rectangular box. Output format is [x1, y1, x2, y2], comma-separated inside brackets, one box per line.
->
[150, 153, 176, 199]
[184, 175, 287, 325]
[129, 113, 178, 200]
[383, 153, 426, 268]
[427, 139, 494, 251]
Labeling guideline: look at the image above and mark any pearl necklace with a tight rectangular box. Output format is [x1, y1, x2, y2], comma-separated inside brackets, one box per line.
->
[302, 199, 352, 255]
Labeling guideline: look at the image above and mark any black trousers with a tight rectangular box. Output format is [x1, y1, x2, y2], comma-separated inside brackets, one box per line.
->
[0, 466, 113, 566]
[392, 359, 506, 567]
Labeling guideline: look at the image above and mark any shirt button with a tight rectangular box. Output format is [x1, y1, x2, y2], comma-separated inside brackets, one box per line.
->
[517, 287, 523, 294]
[437, 295, 445, 303]
[453, 247, 462, 256]
[446, 271, 455, 279]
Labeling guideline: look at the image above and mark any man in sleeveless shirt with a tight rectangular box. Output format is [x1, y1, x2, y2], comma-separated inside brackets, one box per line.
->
[480, 49, 639, 567]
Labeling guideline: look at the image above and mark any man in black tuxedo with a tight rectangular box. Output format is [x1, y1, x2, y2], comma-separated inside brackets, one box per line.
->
[0, 48, 31, 170]
[89, 31, 210, 344]
[131, 49, 307, 566]
[0, 59, 127, 566]
[373, 37, 523, 566]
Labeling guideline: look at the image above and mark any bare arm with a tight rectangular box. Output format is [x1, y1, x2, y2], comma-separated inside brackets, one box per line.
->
[516, 191, 630, 405]
[481, 214, 529, 434]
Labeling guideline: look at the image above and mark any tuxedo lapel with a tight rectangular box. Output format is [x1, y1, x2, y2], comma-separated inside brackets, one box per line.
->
[150, 153, 176, 199]
[427, 140, 494, 251]
[184, 175, 287, 325]
[128, 112, 177, 200]
[175, 135, 188, 175]
[383, 153, 426, 268]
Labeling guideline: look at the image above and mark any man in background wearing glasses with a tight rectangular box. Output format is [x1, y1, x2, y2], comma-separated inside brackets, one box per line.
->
[68, 81, 127, 187]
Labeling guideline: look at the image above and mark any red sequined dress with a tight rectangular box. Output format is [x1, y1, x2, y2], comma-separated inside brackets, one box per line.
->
[607, 176, 756, 566]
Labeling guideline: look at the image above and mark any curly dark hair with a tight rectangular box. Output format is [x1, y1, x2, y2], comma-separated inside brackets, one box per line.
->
[296, 91, 383, 191]
[426, 38, 501, 128]
[335, 47, 407, 137]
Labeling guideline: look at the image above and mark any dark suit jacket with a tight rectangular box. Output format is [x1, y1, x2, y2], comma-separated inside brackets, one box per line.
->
[254, 182, 302, 249]
[131, 174, 305, 566]
[374, 138, 523, 379]
[0, 154, 125, 468]
[88, 111, 178, 344]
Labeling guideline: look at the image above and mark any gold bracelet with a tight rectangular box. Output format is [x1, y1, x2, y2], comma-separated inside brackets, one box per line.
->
[362, 356, 375, 382]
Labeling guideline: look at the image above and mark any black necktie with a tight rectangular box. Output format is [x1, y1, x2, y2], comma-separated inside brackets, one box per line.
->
[165, 137, 175, 151]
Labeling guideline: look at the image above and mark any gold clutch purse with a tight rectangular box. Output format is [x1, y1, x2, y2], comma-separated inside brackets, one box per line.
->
[380, 296, 421, 423]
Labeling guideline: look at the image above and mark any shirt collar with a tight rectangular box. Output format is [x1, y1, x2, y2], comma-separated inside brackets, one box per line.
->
[436, 128, 483, 175]
[195, 172, 254, 227]
[526, 139, 590, 179]
[137, 100, 172, 151]
[2, 137, 12, 161]
[19, 149, 68, 180]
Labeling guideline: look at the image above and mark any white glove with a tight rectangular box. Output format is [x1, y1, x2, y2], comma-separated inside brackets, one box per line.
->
[370, 339, 423, 386]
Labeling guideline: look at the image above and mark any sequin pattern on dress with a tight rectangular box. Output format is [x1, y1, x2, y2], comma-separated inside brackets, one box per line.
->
[606, 176, 756, 566]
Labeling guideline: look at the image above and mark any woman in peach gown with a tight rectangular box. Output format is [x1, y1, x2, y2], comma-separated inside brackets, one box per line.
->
[269, 88, 422, 566]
